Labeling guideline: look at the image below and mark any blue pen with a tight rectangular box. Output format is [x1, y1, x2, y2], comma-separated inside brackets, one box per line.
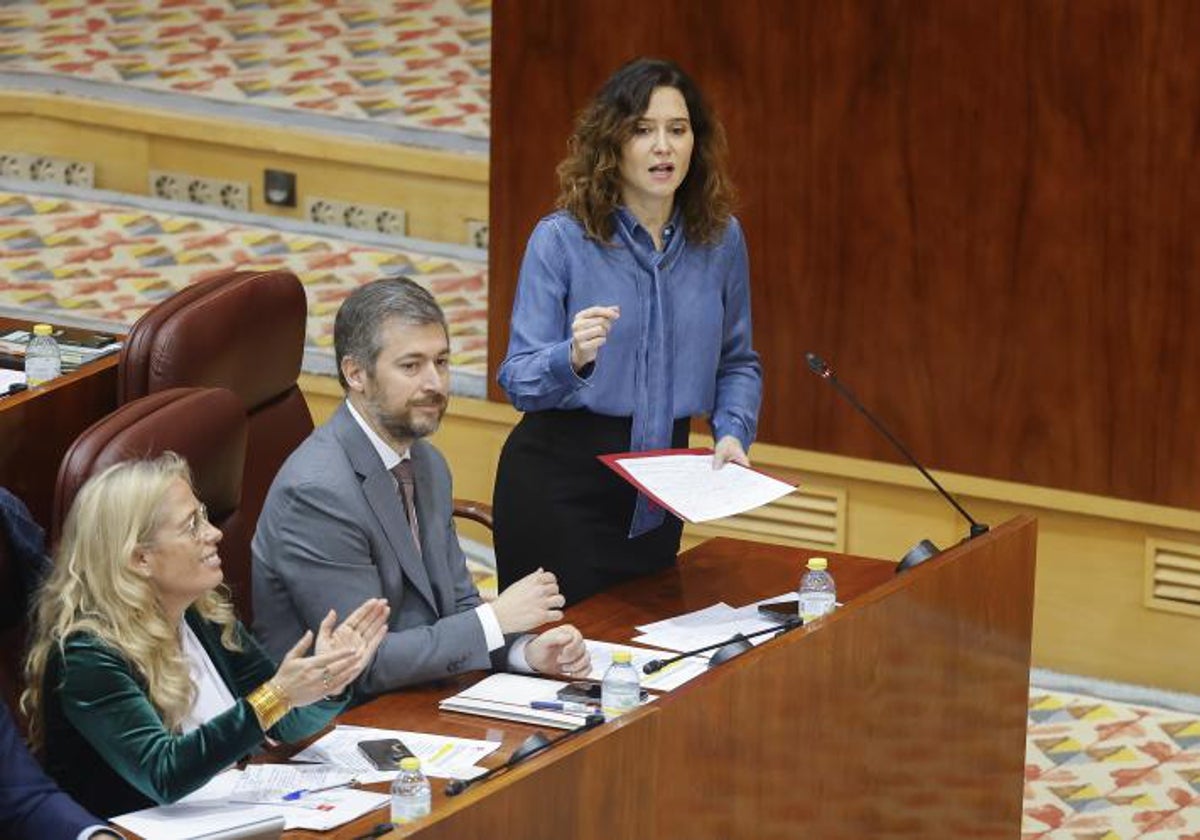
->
[530, 700, 595, 714]
[281, 779, 356, 801]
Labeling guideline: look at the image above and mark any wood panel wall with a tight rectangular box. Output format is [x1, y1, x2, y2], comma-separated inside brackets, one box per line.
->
[488, 0, 1200, 510]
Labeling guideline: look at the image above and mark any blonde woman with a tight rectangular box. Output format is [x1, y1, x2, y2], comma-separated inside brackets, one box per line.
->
[21, 453, 389, 819]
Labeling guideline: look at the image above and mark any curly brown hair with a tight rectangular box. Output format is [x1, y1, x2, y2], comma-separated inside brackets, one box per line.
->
[556, 57, 735, 245]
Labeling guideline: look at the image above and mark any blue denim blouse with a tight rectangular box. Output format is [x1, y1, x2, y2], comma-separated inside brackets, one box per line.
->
[498, 208, 763, 533]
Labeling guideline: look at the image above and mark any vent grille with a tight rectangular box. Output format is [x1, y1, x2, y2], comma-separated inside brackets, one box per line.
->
[1145, 539, 1200, 616]
[688, 483, 844, 551]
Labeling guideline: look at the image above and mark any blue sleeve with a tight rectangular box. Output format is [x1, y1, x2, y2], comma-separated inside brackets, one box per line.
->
[497, 217, 591, 410]
[0, 703, 99, 839]
[709, 219, 763, 450]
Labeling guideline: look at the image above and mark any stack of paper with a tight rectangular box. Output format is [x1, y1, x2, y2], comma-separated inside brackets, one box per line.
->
[112, 768, 387, 837]
[0, 329, 122, 371]
[631, 602, 783, 652]
[113, 727, 506, 837]
[439, 673, 593, 729]
[583, 639, 709, 692]
[291, 724, 499, 781]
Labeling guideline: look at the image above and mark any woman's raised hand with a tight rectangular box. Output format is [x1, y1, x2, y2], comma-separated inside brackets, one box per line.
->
[317, 598, 390, 669]
[270, 630, 358, 708]
[273, 598, 390, 706]
[570, 305, 620, 372]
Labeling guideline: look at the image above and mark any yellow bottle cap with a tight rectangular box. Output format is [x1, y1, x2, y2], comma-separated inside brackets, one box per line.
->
[32, 323, 53, 336]
[399, 757, 420, 772]
[806, 557, 828, 571]
[612, 650, 632, 664]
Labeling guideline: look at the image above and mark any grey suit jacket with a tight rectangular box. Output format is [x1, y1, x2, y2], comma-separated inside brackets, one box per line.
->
[252, 402, 505, 696]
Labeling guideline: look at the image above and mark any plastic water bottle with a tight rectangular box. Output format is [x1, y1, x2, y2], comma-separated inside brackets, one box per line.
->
[24, 323, 61, 386]
[798, 557, 837, 622]
[390, 756, 431, 825]
[601, 649, 641, 721]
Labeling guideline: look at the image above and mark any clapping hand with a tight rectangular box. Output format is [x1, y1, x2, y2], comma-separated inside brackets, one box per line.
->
[315, 598, 390, 693]
[273, 599, 390, 706]
[317, 597, 390, 662]
[270, 630, 358, 708]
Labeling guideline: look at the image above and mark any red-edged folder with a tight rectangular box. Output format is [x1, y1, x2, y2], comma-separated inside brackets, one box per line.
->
[598, 448, 796, 523]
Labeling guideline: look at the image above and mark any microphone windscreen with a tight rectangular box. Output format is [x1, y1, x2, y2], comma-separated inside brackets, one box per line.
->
[805, 352, 827, 375]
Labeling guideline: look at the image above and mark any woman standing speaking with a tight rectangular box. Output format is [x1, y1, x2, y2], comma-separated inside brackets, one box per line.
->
[495, 57, 763, 606]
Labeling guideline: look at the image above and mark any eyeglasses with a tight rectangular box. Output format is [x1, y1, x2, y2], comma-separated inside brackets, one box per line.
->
[180, 502, 211, 542]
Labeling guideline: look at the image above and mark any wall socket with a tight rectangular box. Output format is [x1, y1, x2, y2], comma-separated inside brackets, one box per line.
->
[148, 170, 250, 212]
[305, 196, 407, 236]
[465, 219, 489, 250]
[0, 151, 94, 187]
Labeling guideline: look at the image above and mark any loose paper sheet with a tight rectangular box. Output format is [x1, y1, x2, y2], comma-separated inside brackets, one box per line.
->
[607, 451, 796, 522]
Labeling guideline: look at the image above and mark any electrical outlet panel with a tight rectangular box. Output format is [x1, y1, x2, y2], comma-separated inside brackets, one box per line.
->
[148, 170, 250, 212]
[0, 153, 30, 179]
[305, 196, 408, 236]
[465, 219, 489, 250]
[0, 152, 94, 187]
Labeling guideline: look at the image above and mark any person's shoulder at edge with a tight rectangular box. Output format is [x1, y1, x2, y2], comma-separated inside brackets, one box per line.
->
[706, 213, 744, 251]
[530, 209, 591, 245]
[270, 416, 349, 488]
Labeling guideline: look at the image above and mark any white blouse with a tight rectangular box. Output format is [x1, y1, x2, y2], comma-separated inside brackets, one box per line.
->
[178, 618, 237, 733]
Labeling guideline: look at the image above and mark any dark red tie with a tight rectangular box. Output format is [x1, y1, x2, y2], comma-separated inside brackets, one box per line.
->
[390, 460, 421, 556]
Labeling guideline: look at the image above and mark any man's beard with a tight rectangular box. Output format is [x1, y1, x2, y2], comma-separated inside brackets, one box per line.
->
[371, 395, 447, 441]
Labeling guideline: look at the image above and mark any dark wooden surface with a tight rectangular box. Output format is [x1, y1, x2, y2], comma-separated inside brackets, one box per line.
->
[0, 317, 120, 529]
[488, 0, 1200, 510]
[276, 519, 1034, 839]
[648, 519, 1037, 839]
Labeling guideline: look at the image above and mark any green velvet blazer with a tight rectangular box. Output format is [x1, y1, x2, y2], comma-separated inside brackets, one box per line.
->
[41, 608, 345, 819]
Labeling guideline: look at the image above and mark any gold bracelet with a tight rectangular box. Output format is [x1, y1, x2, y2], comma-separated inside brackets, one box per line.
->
[247, 680, 292, 730]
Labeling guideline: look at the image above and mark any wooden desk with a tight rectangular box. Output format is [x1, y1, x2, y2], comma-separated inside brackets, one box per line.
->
[283, 516, 1035, 840]
[0, 317, 120, 529]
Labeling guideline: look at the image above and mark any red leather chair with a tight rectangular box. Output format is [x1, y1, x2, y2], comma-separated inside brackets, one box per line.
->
[118, 269, 313, 622]
[53, 387, 251, 615]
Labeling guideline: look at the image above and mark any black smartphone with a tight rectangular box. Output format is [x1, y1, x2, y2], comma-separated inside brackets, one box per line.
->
[757, 599, 801, 624]
[557, 681, 601, 703]
[557, 680, 648, 703]
[357, 737, 414, 771]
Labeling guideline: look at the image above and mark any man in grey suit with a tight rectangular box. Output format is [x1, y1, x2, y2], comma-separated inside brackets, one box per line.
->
[253, 277, 589, 696]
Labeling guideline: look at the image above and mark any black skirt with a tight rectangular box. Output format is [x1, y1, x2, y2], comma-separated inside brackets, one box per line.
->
[493, 410, 689, 606]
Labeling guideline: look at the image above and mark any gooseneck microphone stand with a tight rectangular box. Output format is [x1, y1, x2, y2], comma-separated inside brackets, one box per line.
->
[805, 352, 988, 572]
[643, 618, 802, 674]
[444, 713, 605, 797]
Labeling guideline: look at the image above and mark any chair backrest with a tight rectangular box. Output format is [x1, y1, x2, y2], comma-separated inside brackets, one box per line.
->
[118, 269, 314, 622]
[53, 387, 252, 616]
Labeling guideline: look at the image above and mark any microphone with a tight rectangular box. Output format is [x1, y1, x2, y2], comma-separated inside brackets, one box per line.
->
[444, 712, 604, 797]
[805, 352, 988, 572]
[642, 618, 802, 674]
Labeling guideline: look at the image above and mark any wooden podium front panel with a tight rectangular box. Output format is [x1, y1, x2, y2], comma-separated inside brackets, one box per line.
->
[287, 676, 658, 840]
[643, 518, 1037, 839]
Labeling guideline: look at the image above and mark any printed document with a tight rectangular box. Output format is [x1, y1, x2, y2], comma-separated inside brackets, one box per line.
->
[291, 724, 499, 780]
[632, 602, 782, 652]
[112, 768, 387, 836]
[584, 639, 708, 692]
[600, 449, 796, 522]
